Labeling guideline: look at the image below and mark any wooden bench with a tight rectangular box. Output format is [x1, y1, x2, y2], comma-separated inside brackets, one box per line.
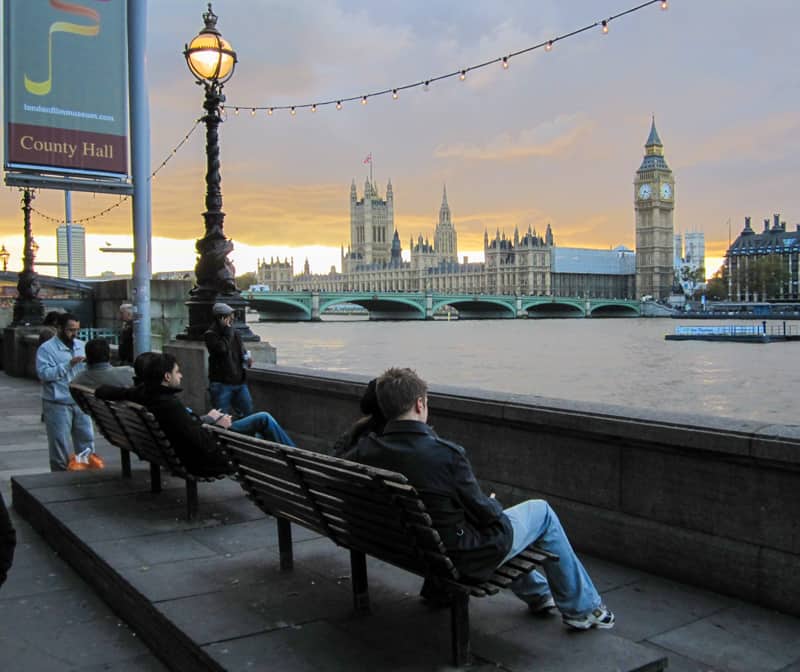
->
[70, 384, 226, 519]
[210, 427, 558, 667]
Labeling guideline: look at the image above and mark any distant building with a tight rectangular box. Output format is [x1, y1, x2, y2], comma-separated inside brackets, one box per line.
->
[257, 181, 635, 298]
[56, 224, 86, 279]
[635, 118, 675, 300]
[726, 214, 799, 301]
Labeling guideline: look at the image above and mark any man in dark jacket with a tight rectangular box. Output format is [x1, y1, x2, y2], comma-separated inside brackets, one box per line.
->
[204, 303, 252, 417]
[0, 492, 16, 588]
[345, 367, 614, 631]
[97, 353, 294, 478]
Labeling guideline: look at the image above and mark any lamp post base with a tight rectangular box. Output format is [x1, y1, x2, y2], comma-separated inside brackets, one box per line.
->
[10, 299, 44, 327]
[177, 291, 259, 342]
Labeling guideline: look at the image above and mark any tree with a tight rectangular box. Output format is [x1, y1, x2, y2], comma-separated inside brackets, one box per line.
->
[704, 268, 727, 301]
[745, 256, 791, 300]
[679, 265, 706, 298]
[236, 271, 257, 290]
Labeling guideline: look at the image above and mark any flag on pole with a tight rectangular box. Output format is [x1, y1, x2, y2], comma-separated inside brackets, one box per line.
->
[363, 153, 372, 164]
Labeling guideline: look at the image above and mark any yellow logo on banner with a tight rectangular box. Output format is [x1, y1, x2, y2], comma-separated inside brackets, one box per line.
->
[24, 0, 108, 96]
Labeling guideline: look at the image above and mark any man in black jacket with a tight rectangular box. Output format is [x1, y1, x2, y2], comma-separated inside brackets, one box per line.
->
[345, 367, 614, 631]
[0, 492, 16, 588]
[205, 303, 252, 418]
[96, 353, 294, 478]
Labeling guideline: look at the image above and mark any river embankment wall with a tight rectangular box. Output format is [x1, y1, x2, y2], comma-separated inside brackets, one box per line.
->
[245, 365, 800, 617]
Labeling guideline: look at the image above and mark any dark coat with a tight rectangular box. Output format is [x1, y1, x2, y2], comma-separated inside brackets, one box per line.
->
[0, 491, 16, 587]
[96, 384, 230, 477]
[344, 420, 512, 581]
[118, 319, 134, 364]
[204, 321, 246, 385]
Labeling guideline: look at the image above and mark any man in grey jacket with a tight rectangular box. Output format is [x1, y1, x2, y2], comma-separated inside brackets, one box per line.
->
[36, 313, 101, 471]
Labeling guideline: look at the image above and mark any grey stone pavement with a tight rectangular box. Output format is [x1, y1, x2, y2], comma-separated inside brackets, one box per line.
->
[1, 371, 799, 672]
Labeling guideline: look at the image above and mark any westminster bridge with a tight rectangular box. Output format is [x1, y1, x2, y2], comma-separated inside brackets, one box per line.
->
[241, 289, 642, 321]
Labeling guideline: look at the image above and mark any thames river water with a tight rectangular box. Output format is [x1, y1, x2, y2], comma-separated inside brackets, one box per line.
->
[249, 317, 800, 426]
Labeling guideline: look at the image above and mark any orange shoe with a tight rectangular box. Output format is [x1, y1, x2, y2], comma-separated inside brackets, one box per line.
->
[87, 453, 105, 470]
[67, 454, 89, 471]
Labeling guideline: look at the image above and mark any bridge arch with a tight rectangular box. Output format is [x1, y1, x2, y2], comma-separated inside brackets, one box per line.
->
[432, 296, 516, 319]
[320, 295, 426, 320]
[589, 302, 640, 317]
[521, 298, 586, 318]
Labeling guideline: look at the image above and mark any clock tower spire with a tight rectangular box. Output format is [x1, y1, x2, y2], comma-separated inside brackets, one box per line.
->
[634, 117, 675, 300]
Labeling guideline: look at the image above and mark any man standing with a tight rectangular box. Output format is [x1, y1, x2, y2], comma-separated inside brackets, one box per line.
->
[118, 303, 134, 364]
[72, 338, 134, 389]
[345, 367, 614, 631]
[204, 303, 252, 417]
[36, 313, 101, 471]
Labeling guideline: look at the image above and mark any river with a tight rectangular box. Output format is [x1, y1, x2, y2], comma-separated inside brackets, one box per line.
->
[249, 317, 799, 426]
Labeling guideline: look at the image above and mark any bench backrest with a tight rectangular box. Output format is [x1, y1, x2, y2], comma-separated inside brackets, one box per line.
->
[211, 427, 462, 581]
[70, 384, 193, 479]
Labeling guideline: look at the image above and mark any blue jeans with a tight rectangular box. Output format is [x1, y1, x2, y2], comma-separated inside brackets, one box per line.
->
[209, 382, 253, 418]
[230, 412, 295, 446]
[501, 500, 601, 617]
[42, 401, 95, 471]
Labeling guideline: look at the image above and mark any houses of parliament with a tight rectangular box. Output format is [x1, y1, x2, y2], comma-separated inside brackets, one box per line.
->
[256, 120, 676, 300]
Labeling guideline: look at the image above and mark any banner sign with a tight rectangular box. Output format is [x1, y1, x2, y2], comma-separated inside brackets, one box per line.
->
[4, 0, 128, 178]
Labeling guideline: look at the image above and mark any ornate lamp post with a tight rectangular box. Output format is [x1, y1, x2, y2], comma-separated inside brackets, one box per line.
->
[180, 3, 257, 340]
[0, 246, 9, 272]
[11, 188, 44, 326]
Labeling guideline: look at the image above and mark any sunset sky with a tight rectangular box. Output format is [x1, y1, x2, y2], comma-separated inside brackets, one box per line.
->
[1, 0, 798, 280]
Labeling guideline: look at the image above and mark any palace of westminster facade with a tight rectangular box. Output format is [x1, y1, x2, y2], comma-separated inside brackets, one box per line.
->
[257, 121, 677, 300]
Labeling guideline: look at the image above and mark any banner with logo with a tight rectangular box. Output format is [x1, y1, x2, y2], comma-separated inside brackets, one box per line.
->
[4, 0, 128, 178]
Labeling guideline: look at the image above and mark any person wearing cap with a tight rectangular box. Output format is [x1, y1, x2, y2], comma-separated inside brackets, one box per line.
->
[118, 303, 134, 365]
[204, 303, 253, 418]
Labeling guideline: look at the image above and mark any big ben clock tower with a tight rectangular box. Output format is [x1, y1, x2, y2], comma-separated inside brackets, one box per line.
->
[635, 117, 675, 299]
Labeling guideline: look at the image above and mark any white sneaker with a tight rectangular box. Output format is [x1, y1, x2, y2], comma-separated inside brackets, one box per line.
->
[563, 604, 615, 630]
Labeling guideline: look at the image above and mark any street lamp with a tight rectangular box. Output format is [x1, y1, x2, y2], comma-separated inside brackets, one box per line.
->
[0, 245, 9, 272]
[179, 3, 257, 341]
[11, 188, 44, 326]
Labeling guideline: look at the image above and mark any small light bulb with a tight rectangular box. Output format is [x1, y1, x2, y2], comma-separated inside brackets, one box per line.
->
[361, 96, 367, 105]
[545, 40, 553, 52]
[336, 101, 342, 110]
[290, 106, 296, 116]
[234, 107, 240, 115]
[250, 108, 256, 116]
[601, 20, 609, 34]
[267, 108, 273, 116]
[311, 104, 317, 112]
[392, 89, 398, 99]
[661, 0, 668, 9]
[502, 56, 509, 69]
[423, 81, 430, 91]
[459, 70, 466, 81]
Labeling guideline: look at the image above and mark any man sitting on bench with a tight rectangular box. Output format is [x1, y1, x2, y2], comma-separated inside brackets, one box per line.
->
[344, 367, 614, 631]
[97, 353, 295, 477]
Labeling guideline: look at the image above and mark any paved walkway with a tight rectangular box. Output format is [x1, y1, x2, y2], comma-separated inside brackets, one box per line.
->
[0, 371, 798, 671]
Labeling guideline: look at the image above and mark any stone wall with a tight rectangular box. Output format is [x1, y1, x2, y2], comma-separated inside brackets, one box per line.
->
[93, 278, 193, 351]
[234, 366, 800, 617]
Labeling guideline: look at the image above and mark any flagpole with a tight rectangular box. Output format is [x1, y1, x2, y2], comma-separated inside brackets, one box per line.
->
[370, 154, 373, 185]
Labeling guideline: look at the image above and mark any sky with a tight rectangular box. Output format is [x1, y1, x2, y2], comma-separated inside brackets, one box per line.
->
[1, 0, 799, 280]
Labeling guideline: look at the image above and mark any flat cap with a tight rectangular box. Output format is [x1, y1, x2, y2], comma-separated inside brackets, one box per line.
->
[212, 302, 234, 316]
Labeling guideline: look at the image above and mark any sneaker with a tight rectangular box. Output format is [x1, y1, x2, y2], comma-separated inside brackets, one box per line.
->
[67, 454, 89, 471]
[527, 594, 556, 614]
[87, 453, 105, 469]
[563, 604, 615, 630]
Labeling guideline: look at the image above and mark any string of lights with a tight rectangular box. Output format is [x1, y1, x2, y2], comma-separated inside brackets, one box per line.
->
[227, 0, 668, 117]
[29, 119, 202, 226]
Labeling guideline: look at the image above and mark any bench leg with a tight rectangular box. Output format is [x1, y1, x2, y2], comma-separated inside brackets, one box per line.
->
[186, 480, 198, 520]
[149, 463, 161, 493]
[277, 517, 293, 570]
[450, 591, 471, 667]
[120, 448, 131, 478]
[350, 550, 370, 614]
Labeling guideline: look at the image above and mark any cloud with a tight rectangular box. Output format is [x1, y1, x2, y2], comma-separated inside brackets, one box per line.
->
[434, 114, 593, 161]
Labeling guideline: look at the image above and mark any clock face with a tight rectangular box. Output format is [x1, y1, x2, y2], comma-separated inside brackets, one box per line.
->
[638, 183, 652, 200]
[660, 183, 672, 200]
